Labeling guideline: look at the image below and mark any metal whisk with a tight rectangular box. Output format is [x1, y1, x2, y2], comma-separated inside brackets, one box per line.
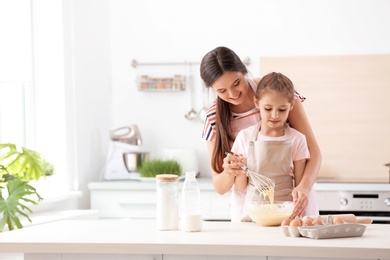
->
[225, 152, 275, 196]
[240, 164, 276, 196]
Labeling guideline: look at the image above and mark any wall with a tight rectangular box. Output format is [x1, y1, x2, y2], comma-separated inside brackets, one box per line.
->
[260, 55, 390, 180]
[108, 0, 390, 177]
[63, 0, 112, 208]
[66, 0, 390, 208]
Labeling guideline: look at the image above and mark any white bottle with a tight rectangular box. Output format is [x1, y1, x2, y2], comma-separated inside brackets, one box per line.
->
[180, 171, 202, 232]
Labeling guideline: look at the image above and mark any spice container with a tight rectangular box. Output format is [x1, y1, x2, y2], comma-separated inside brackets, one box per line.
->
[156, 174, 179, 230]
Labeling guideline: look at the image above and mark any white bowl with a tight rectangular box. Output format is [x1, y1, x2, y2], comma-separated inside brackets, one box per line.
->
[246, 201, 294, 226]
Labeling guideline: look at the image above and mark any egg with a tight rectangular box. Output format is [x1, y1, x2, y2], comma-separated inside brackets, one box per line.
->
[289, 217, 302, 227]
[312, 217, 325, 226]
[281, 218, 291, 226]
[302, 217, 314, 226]
[332, 216, 345, 224]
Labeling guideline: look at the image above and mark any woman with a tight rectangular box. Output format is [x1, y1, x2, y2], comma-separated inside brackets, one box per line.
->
[200, 46, 322, 218]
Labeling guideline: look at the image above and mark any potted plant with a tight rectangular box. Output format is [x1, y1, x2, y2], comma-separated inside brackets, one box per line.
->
[138, 159, 181, 178]
[0, 143, 54, 231]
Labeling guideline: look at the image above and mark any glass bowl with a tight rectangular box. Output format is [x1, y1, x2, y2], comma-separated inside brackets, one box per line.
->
[246, 201, 294, 226]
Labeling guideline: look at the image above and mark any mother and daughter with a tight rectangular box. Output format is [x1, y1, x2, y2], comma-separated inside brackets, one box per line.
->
[199, 46, 321, 222]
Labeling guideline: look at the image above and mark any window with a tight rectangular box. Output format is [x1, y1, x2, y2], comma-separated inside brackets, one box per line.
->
[0, 0, 70, 195]
[0, 0, 33, 147]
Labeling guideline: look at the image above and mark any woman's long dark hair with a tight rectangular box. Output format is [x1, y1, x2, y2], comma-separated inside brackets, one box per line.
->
[200, 46, 248, 173]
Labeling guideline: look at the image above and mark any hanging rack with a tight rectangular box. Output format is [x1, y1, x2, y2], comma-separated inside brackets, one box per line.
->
[131, 59, 199, 68]
[131, 57, 250, 68]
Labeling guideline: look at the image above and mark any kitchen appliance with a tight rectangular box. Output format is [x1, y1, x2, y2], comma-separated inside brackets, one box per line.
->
[103, 125, 148, 180]
[314, 178, 390, 224]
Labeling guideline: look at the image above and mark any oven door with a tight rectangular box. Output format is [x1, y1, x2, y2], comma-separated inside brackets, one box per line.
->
[316, 189, 390, 224]
[319, 210, 390, 224]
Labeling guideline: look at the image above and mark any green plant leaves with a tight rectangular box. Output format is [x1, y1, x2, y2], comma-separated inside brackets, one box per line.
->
[138, 159, 181, 178]
[0, 143, 50, 231]
[0, 143, 45, 181]
[0, 175, 42, 231]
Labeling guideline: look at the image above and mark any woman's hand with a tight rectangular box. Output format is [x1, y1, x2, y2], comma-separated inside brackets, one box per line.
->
[290, 184, 310, 218]
[225, 153, 248, 191]
[223, 153, 245, 177]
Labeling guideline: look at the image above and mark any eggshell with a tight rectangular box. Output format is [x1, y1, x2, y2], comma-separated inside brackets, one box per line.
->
[289, 218, 302, 227]
[312, 217, 325, 226]
[281, 218, 291, 226]
[302, 217, 314, 226]
[332, 216, 344, 224]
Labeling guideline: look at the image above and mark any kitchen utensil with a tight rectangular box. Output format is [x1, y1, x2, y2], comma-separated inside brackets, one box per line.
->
[123, 152, 148, 172]
[184, 65, 197, 120]
[110, 125, 142, 145]
[247, 201, 294, 226]
[103, 125, 148, 180]
[185, 108, 197, 120]
[241, 164, 276, 200]
[198, 82, 209, 122]
[225, 152, 275, 200]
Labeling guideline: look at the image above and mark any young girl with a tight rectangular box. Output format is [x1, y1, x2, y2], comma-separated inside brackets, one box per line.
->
[230, 72, 318, 222]
[200, 46, 322, 219]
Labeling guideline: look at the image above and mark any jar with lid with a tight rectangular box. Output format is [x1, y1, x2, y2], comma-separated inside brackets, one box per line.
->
[180, 171, 202, 232]
[156, 174, 179, 230]
[139, 75, 149, 90]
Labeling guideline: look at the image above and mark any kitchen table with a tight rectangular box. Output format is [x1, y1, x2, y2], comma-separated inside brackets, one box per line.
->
[0, 219, 388, 260]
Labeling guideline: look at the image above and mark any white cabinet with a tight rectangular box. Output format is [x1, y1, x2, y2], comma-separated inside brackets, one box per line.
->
[89, 188, 157, 218]
[88, 178, 231, 221]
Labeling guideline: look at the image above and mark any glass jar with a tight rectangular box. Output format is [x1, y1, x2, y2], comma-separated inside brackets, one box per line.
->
[156, 174, 179, 230]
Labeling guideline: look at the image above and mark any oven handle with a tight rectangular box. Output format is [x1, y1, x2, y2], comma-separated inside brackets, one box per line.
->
[370, 216, 390, 222]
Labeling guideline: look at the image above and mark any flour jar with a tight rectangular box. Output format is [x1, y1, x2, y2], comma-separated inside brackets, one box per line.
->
[156, 174, 179, 230]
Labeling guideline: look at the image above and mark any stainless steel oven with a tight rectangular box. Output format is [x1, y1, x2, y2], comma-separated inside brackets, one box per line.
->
[314, 179, 390, 224]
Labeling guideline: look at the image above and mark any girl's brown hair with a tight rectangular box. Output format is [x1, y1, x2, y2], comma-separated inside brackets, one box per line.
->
[255, 72, 295, 103]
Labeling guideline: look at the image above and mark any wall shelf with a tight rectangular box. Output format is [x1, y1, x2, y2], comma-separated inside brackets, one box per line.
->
[132, 57, 250, 92]
[131, 59, 199, 68]
[137, 75, 185, 91]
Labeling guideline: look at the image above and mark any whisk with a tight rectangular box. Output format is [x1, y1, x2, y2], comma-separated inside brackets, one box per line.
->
[225, 152, 275, 197]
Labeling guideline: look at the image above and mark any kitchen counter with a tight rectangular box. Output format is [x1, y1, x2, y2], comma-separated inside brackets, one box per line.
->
[89, 177, 390, 191]
[0, 219, 388, 260]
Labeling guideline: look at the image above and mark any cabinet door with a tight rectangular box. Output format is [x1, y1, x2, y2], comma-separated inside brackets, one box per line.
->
[201, 190, 231, 221]
[90, 190, 156, 218]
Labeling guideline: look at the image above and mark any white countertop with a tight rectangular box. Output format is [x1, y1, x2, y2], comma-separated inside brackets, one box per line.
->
[0, 219, 388, 259]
